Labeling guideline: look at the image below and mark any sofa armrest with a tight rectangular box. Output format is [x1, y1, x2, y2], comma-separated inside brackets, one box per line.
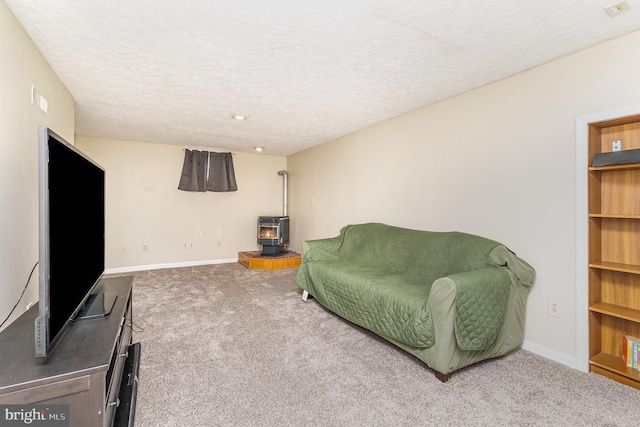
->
[445, 266, 512, 292]
[301, 236, 341, 262]
[489, 245, 535, 287]
[444, 266, 512, 351]
[296, 237, 341, 295]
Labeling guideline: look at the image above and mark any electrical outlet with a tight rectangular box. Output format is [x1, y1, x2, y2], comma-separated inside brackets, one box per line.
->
[142, 243, 149, 252]
[547, 299, 561, 318]
[195, 230, 202, 238]
[612, 139, 622, 152]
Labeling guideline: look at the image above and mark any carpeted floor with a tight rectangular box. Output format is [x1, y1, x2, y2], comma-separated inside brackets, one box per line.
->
[119, 263, 640, 426]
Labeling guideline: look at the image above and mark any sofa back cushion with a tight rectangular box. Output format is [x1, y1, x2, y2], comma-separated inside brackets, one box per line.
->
[336, 223, 500, 278]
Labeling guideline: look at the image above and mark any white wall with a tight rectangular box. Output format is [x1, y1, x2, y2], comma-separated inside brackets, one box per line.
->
[0, 1, 75, 331]
[288, 30, 640, 367]
[76, 136, 287, 271]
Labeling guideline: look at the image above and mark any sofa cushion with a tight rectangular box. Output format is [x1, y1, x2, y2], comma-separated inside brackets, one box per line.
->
[308, 260, 437, 348]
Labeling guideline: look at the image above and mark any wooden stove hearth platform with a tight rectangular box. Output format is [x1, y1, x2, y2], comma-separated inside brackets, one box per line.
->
[238, 250, 301, 270]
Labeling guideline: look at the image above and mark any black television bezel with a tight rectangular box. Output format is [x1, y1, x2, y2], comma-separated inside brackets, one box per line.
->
[35, 127, 106, 358]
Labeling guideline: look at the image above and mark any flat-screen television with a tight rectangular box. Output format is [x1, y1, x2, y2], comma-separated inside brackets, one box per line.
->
[35, 127, 112, 358]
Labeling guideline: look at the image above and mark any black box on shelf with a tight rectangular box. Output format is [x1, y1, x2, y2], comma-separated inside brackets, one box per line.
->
[592, 148, 640, 167]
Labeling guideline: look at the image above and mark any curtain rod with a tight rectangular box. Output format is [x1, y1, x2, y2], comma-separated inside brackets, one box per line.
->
[183, 148, 236, 155]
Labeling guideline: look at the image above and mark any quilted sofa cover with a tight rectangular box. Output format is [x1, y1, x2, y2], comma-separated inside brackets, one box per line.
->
[295, 223, 535, 378]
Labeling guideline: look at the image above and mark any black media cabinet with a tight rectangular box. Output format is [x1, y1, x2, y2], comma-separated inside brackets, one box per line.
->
[0, 276, 140, 427]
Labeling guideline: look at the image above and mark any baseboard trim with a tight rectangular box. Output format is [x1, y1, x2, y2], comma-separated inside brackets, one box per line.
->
[521, 339, 584, 372]
[104, 258, 238, 275]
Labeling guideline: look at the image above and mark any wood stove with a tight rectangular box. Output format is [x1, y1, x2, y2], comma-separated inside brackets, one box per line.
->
[257, 216, 289, 255]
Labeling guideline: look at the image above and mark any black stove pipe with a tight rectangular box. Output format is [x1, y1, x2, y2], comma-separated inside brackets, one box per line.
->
[277, 170, 288, 216]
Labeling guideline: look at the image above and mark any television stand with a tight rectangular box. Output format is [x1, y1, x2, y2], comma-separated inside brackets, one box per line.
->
[0, 276, 140, 427]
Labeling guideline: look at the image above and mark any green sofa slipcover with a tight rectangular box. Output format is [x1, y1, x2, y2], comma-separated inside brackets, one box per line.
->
[295, 223, 535, 381]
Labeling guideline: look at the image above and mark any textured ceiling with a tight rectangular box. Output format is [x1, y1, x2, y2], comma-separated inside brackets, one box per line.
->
[6, 0, 640, 156]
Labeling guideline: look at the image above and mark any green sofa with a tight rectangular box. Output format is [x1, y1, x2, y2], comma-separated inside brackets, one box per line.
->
[295, 223, 535, 381]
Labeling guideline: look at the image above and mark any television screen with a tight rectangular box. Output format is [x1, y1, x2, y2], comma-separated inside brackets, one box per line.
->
[35, 128, 106, 358]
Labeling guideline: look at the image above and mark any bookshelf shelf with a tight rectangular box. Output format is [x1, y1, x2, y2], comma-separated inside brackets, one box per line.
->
[589, 213, 640, 220]
[589, 163, 640, 172]
[589, 302, 640, 323]
[589, 261, 640, 275]
[590, 352, 640, 382]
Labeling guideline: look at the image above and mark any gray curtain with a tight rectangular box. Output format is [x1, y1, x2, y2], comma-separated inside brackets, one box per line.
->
[207, 152, 237, 192]
[178, 149, 207, 192]
[178, 150, 237, 192]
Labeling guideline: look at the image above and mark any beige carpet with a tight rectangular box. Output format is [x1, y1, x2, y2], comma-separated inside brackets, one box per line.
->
[120, 263, 639, 426]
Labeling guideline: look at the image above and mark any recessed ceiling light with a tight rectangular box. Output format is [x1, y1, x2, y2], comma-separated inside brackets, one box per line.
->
[232, 114, 248, 121]
[254, 146, 264, 152]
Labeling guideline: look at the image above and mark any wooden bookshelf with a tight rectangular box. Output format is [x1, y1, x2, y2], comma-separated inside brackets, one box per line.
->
[587, 115, 640, 390]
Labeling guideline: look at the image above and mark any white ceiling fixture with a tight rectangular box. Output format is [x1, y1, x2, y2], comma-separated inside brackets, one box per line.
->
[5, 0, 640, 156]
[604, 0, 631, 17]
